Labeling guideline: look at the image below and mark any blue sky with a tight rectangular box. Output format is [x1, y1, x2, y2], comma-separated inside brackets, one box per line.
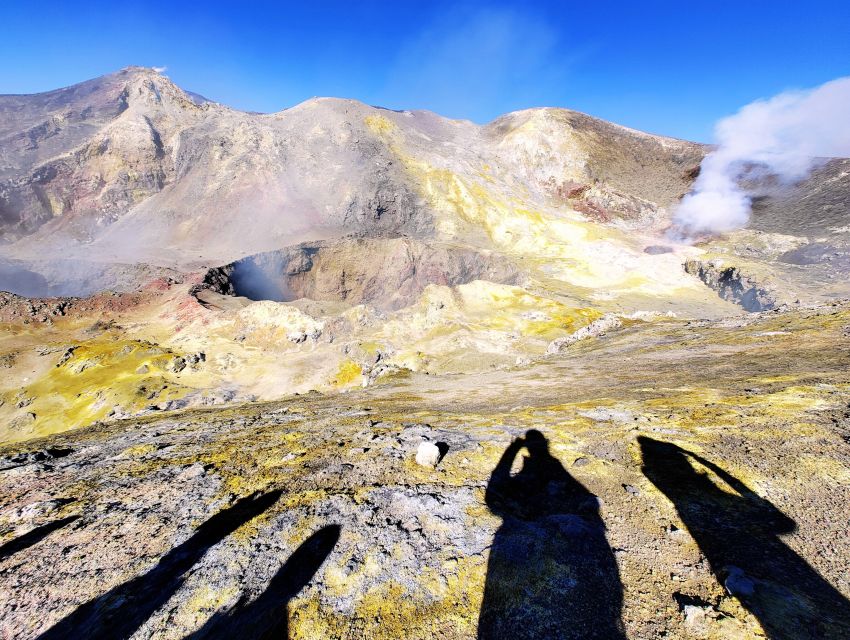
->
[1, 1, 848, 141]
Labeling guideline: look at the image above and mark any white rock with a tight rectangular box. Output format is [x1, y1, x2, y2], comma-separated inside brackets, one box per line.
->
[683, 604, 709, 628]
[546, 314, 623, 355]
[415, 442, 442, 468]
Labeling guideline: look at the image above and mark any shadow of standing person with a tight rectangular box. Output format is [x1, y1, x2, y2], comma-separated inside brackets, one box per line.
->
[478, 430, 625, 639]
[639, 437, 850, 639]
[185, 524, 340, 639]
[37, 490, 283, 640]
[0, 515, 80, 562]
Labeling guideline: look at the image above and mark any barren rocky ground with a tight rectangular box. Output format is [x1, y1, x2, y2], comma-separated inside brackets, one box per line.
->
[2, 303, 849, 639]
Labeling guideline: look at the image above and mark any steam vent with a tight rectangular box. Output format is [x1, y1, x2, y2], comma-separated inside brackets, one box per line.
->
[1, 60, 849, 640]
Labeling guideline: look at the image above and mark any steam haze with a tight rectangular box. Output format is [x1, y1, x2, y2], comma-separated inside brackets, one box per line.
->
[377, 7, 576, 121]
[673, 76, 850, 237]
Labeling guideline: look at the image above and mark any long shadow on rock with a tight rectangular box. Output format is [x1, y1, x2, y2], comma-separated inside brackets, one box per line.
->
[36, 490, 283, 640]
[185, 524, 340, 640]
[0, 515, 80, 562]
[639, 437, 850, 639]
[478, 430, 625, 640]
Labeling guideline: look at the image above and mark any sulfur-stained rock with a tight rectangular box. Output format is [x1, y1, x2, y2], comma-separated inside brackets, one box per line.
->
[0, 302, 849, 638]
[166, 356, 187, 373]
[546, 313, 623, 354]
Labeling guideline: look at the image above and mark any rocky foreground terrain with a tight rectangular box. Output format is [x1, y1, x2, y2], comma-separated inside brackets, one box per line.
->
[0, 68, 849, 639]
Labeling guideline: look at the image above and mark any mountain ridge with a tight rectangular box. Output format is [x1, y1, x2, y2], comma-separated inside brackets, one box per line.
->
[0, 67, 704, 256]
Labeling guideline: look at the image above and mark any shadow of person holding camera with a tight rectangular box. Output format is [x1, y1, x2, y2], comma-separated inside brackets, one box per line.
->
[478, 430, 625, 639]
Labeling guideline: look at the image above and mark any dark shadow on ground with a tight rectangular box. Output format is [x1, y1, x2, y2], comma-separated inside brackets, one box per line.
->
[185, 524, 340, 639]
[639, 437, 850, 639]
[0, 515, 80, 562]
[36, 490, 283, 640]
[478, 430, 625, 639]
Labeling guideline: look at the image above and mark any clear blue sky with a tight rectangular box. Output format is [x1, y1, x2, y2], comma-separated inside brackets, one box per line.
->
[1, 1, 848, 142]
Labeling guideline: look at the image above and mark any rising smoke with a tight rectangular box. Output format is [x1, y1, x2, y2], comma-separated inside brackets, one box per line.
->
[673, 76, 850, 238]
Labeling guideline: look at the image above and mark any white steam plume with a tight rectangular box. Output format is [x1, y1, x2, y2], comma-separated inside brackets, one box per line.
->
[673, 76, 850, 237]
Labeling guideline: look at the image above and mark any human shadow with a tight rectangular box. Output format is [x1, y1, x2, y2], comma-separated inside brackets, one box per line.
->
[185, 524, 340, 639]
[478, 430, 625, 639]
[37, 489, 283, 640]
[0, 515, 80, 562]
[639, 437, 850, 639]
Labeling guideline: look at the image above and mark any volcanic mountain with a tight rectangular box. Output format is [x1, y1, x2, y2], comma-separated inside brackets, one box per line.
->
[0, 68, 849, 640]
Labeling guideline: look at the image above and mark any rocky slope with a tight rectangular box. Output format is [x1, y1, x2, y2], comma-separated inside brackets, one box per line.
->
[0, 67, 703, 278]
[0, 67, 703, 249]
[1, 303, 849, 639]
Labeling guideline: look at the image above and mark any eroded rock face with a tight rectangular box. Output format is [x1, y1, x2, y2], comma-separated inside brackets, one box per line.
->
[684, 259, 777, 312]
[546, 313, 623, 354]
[0, 67, 434, 266]
[2, 66, 847, 313]
[203, 236, 522, 310]
[0, 68, 195, 242]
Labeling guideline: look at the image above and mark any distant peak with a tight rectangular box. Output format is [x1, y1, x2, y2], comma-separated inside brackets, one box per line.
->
[119, 65, 166, 75]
